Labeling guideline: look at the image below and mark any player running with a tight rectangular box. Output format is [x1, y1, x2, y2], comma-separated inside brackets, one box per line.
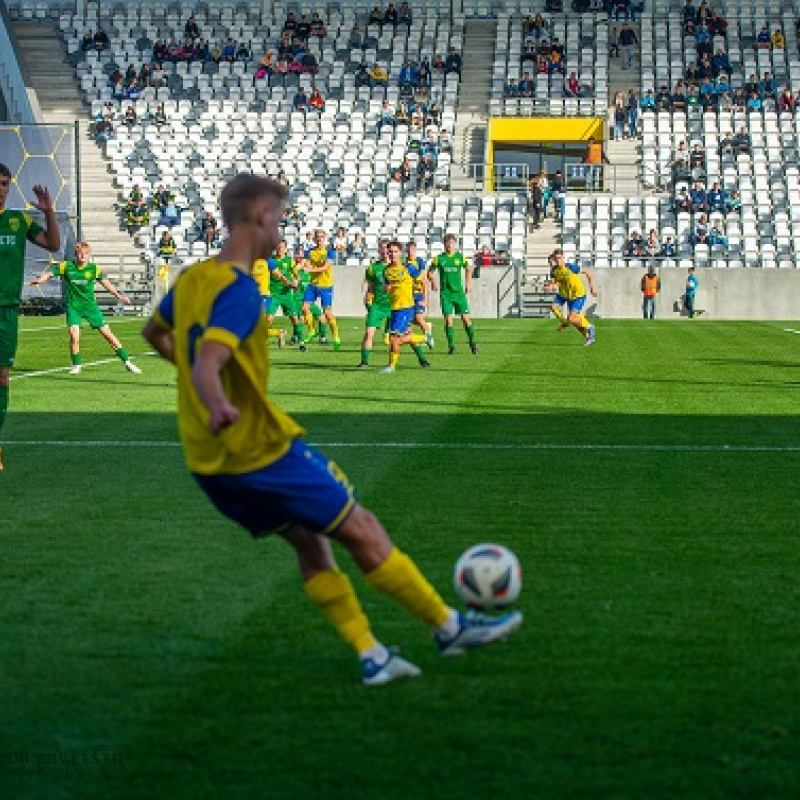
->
[0, 164, 61, 469]
[141, 174, 522, 685]
[357, 240, 391, 369]
[267, 240, 306, 351]
[252, 256, 285, 348]
[30, 242, 142, 374]
[545, 249, 597, 345]
[406, 240, 434, 348]
[428, 233, 477, 355]
[381, 240, 431, 374]
[302, 229, 341, 350]
[293, 244, 327, 344]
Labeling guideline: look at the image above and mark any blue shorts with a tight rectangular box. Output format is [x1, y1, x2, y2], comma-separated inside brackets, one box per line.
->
[555, 294, 567, 306]
[193, 439, 355, 537]
[389, 308, 414, 336]
[566, 296, 586, 313]
[413, 293, 425, 314]
[303, 285, 334, 309]
[262, 296, 273, 314]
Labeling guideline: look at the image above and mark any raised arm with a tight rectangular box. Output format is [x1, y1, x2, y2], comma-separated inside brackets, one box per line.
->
[29, 186, 61, 252]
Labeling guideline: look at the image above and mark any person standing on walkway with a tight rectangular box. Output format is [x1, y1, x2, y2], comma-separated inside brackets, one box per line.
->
[619, 23, 638, 70]
[641, 265, 660, 319]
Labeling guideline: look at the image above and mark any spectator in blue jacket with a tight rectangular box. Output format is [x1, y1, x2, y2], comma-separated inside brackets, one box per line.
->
[504, 78, 520, 97]
[690, 182, 708, 213]
[641, 89, 656, 111]
[398, 60, 419, 89]
[706, 182, 726, 212]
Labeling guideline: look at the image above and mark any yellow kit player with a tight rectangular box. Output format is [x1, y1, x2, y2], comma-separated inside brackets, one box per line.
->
[381, 240, 431, 373]
[252, 257, 286, 347]
[545, 249, 597, 345]
[142, 174, 522, 685]
[302, 229, 341, 350]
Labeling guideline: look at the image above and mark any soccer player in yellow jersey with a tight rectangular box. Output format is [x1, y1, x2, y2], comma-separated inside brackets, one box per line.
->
[252, 257, 285, 348]
[302, 228, 341, 350]
[381, 240, 431, 374]
[142, 175, 521, 685]
[545, 248, 597, 345]
[407, 240, 434, 348]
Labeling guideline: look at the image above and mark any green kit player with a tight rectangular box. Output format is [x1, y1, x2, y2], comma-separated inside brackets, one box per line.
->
[0, 163, 61, 471]
[293, 245, 327, 343]
[268, 240, 306, 350]
[31, 241, 142, 375]
[358, 240, 392, 369]
[428, 233, 477, 355]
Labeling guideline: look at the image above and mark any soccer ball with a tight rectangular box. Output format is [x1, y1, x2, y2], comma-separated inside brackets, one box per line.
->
[453, 544, 522, 610]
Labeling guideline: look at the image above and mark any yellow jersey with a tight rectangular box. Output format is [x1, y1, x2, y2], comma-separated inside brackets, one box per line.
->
[308, 246, 333, 287]
[154, 257, 305, 476]
[384, 261, 417, 310]
[552, 262, 587, 301]
[251, 259, 271, 296]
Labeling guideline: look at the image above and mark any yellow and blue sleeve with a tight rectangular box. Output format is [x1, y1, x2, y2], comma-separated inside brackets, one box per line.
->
[154, 286, 175, 329]
[204, 272, 262, 349]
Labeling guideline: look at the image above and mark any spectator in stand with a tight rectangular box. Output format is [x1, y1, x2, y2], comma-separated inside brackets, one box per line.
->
[195, 38, 210, 62]
[384, 3, 399, 26]
[166, 37, 182, 62]
[708, 12, 728, 38]
[185, 16, 200, 40]
[706, 182, 727, 213]
[504, 78, 520, 97]
[755, 25, 772, 49]
[627, 89, 639, 137]
[94, 26, 110, 51]
[619, 23, 638, 70]
[123, 106, 137, 127]
[645, 229, 660, 258]
[725, 189, 741, 213]
[398, 2, 413, 25]
[613, 99, 627, 140]
[674, 185, 692, 212]
[255, 50, 274, 78]
[348, 232, 365, 258]
[660, 236, 676, 258]
[445, 47, 463, 76]
[548, 49, 564, 73]
[399, 60, 419, 90]
[422, 131, 439, 161]
[417, 155, 435, 192]
[573, 0, 590, 12]
[334, 227, 349, 258]
[690, 182, 708, 213]
[683, 0, 697, 35]
[670, 83, 686, 110]
[296, 15, 312, 41]
[283, 12, 297, 33]
[641, 88, 656, 111]
[310, 13, 327, 39]
[614, 0, 631, 21]
[236, 41, 251, 62]
[695, 23, 713, 57]
[545, 0, 563, 10]
[394, 103, 410, 126]
[157, 229, 177, 265]
[760, 72, 778, 102]
[522, 41, 538, 64]
[747, 91, 762, 111]
[210, 43, 222, 63]
[355, 60, 370, 88]
[773, 28, 785, 48]
[301, 49, 319, 73]
[609, 26, 620, 58]
[348, 25, 362, 49]
[654, 85, 671, 109]
[368, 6, 383, 28]
[399, 157, 413, 184]
[715, 73, 731, 96]
[197, 211, 218, 253]
[551, 169, 566, 221]
[153, 104, 167, 128]
[529, 174, 543, 228]
[708, 219, 727, 246]
[475, 245, 495, 269]
[308, 88, 325, 113]
[689, 142, 706, 177]
[222, 38, 237, 63]
[377, 100, 396, 130]
[369, 63, 389, 88]
[518, 72, 534, 96]
[711, 49, 731, 77]
[779, 88, 795, 113]
[418, 57, 431, 86]
[158, 195, 181, 227]
[625, 231, 646, 257]
[691, 213, 709, 246]
[565, 72, 581, 98]
[293, 87, 308, 113]
[426, 102, 441, 126]
[80, 31, 93, 51]
[432, 53, 445, 70]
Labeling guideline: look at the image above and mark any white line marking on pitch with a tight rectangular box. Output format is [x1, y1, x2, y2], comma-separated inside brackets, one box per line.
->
[9, 352, 156, 380]
[783, 328, 800, 335]
[3, 441, 799, 453]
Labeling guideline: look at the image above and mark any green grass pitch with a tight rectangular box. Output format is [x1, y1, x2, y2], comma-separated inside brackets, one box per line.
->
[2, 317, 799, 799]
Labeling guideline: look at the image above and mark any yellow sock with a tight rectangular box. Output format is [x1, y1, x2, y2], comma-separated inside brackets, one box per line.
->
[366, 548, 450, 629]
[268, 328, 282, 338]
[553, 307, 565, 323]
[304, 310, 316, 331]
[389, 351, 399, 368]
[410, 333, 426, 345]
[328, 318, 339, 341]
[305, 569, 377, 654]
[577, 314, 590, 332]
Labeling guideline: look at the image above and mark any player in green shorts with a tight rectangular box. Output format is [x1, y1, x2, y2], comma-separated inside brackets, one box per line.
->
[267, 240, 306, 350]
[0, 163, 61, 470]
[428, 233, 478, 355]
[293, 244, 327, 343]
[357, 240, 392, 369]
[31, 241, 142, 375]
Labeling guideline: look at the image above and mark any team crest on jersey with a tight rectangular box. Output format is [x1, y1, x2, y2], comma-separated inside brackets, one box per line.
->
[85, 270, 92, 280]
[8, 218, 19, 232]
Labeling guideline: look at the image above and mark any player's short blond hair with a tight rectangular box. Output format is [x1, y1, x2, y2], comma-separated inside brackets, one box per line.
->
[220, 174, 288, 228]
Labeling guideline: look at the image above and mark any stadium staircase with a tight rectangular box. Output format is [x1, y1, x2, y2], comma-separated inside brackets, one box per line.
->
[11, 19, 142, 270]
[452, 18, 495, 190]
